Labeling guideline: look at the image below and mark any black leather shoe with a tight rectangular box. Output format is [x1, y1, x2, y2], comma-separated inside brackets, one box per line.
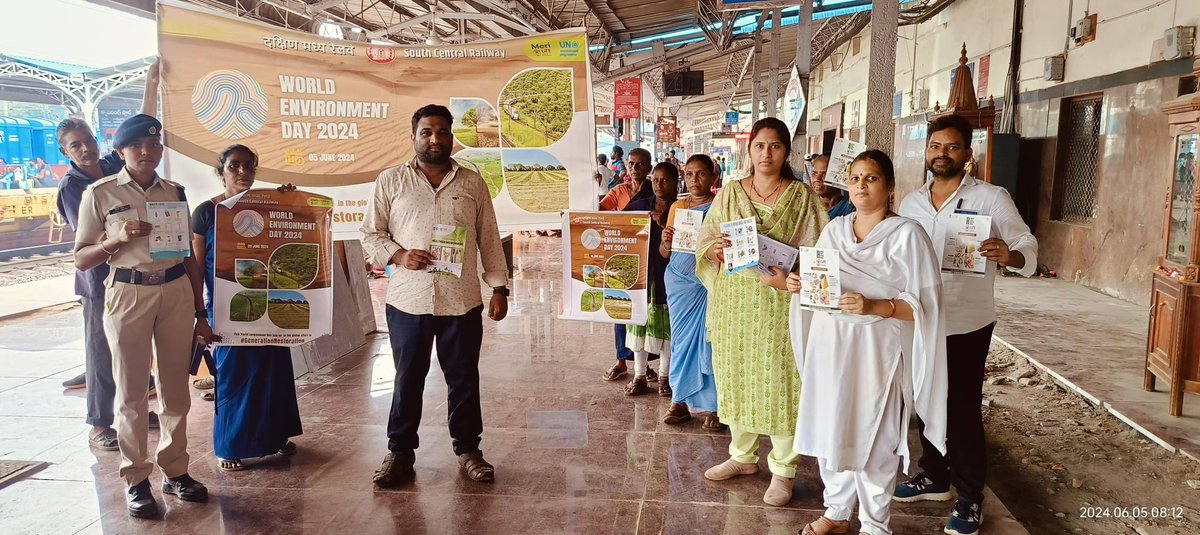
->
[162, 473, 208, 502]
[372, 452, 415, 488]
[126, 479, 158, 518]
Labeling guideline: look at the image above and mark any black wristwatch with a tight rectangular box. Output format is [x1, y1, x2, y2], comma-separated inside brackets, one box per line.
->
[195, 310, 207, 319]
[492, 287, 510, 297]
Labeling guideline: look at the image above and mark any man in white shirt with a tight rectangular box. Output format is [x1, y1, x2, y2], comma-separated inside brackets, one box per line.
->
[895, 114, 1038, 535]
[594, 153, 614, 203]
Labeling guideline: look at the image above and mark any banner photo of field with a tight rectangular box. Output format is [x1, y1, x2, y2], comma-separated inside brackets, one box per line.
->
[559, 210, 651, 325]
[212, 188, 333, 346]
[157, 0, 596, 236]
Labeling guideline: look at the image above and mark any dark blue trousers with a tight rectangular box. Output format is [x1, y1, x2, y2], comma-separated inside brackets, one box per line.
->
[385, 305, 484, 457]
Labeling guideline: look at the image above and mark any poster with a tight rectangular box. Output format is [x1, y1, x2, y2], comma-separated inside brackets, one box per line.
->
[147, 201, 191, 259]
[753, 233, 798, 276]
[939, 213, 992, 277]
[671, 209, 704, 253]
[613, 78, 641, 120]
[657, 116, 678, 145]
[560, 210, 651, 325]
[158, 0, 595, 235]
[212, 188, 334, 346]
[720, 217, 759, 273]
[782, 64, 806, 139]
[827, 137, 867, 190]
[797, 246, 841, 312]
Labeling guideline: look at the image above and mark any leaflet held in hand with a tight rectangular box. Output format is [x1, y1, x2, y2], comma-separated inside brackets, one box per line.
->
[940, 213, 991, 277]
[147, 201, 191, 259]
[720, 217, 759, 273]
[797, 247, 842, 312]
[670, 209, 704, 253]
[753, 234, 798, 276]
[428, 224, 467, 277]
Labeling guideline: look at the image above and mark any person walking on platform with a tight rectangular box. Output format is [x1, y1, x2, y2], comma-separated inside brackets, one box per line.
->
[895, 114, 1038, 535]
[696, 118, 826, 507]
[362, 104, 510, 487]
[190, 144, 303, 472]
[73, 113, 213, 518]
[55, 65, 161, 447]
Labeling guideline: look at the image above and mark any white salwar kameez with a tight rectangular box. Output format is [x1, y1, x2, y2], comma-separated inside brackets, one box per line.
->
[789, 215, 948, 535]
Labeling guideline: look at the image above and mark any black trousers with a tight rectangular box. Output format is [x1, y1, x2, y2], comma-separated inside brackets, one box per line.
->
[917, 322, 994, 504]
[385, 305, 484, 457]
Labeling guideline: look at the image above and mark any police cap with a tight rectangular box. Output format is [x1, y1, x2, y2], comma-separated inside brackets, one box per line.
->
[113, 114, 162, 149]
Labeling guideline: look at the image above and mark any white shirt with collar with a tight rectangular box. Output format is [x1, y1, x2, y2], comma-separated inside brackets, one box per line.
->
[899, 174, 1038, 335]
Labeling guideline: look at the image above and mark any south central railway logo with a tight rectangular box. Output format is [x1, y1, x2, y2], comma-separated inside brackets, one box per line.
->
[366, 47, 395, 64]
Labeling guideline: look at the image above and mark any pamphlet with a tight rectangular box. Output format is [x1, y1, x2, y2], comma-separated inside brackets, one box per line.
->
[797, 246, 842, 312]
[146, 201, 191, 259]
[753, 233, 799, 276]
[827, 138, 867, 190]
[671, 209, 704, 253]
[428, 224, 468, 277]
[940, 213, 992, 277]
[720, 217, 759, 273]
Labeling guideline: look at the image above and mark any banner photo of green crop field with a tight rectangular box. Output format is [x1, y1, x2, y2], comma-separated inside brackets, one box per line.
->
[158, 0, 596, 235]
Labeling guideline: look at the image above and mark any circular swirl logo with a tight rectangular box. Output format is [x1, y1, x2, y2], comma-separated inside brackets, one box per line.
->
[191, 70, 269, 140]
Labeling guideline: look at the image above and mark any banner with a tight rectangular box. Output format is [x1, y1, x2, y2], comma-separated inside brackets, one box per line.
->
[657, 116, 678, 145]
[782, 65, 806, 139]
[559, 210, 650, 325]
[212, 188, 333, 346]
[613, 78, 641, 119]
[157, 0, 595, 235]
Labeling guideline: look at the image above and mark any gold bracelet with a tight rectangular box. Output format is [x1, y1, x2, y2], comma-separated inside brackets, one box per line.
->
[99, 242, 118, 256]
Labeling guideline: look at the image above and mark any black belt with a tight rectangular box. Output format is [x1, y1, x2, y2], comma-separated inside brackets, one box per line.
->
[113, 264, 186, 285]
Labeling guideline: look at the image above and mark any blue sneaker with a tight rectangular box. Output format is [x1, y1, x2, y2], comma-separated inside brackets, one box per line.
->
[944, 497, 982, 535]
[893, 472, 953, 502]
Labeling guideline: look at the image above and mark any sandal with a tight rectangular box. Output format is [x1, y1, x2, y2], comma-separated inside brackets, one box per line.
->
[88, 428, 119, 451]
[800, 516, 850, 535]
[277, 441, 297, 457]
[646, 368, 659, 383]
[217, 458, 246, 472]
[201, 391, 215, 401]
[457, 450, 495, 482]
[625, 376, 649, 396]
[192, 377, 215, 390]
[601, 364, 627, 382]
[702, 413, 726, 431]
[662, 403, 691, 425]
[658, 380, 672, 398]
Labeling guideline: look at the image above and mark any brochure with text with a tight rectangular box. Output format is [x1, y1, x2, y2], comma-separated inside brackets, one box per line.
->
[797, 246, 842, 312]
[720, 217, 759, 273]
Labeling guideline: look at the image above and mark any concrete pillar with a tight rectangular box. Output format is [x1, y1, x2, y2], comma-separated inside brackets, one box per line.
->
[794, 1, 812, 144]
[767, 9, 781, 118]
[865, 0, 899, 155]
[751, 11, 764, 125]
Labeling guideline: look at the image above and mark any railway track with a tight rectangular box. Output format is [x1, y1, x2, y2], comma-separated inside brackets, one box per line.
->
[0, 252, 74, 274]
[0, 245, 76, 287]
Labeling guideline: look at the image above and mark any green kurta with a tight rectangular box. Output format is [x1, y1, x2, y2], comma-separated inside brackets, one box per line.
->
[696, 179, 827, 436]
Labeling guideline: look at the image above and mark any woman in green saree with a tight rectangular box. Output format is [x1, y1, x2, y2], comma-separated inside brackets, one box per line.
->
[696, 118, 827, 507]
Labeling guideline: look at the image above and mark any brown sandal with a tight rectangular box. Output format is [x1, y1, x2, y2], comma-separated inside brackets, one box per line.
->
[88, 428, 118, 451]
[658, 380, 672, 397]
[800, 516, 850, 535]
[702, 413, 727, 431]
[646, 368, 659, 383]
[602, 364, 628, 382]
[662, 403, 691, 424]
[625, 376, 649, 396]
[457, 451, 495, 482]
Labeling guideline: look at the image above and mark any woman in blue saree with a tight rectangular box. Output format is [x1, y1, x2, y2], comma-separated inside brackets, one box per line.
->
[190, 144, 303, 471]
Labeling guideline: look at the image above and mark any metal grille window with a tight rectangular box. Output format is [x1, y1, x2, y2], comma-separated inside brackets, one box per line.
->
[1053, 95, 1104, 223]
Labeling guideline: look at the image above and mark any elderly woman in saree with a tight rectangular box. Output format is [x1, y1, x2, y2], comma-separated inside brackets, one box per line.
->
[695, 118, 826, 507]
[787, 150, 948, 535]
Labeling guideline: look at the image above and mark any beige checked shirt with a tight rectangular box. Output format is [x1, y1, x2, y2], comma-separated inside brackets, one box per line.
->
[361, 158, 508, 316]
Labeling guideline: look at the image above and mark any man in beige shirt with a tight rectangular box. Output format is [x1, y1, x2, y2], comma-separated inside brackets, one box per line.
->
[73, 114, 213, 518]
[362, 104, 510, 487]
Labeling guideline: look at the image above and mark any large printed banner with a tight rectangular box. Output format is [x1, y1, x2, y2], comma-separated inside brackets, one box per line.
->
[213, 188, 333, 346]
[157, 1, 595, 235]
[559, 211, 651, 325]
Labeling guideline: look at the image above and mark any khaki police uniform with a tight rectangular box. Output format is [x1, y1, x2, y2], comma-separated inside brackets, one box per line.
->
[75, 166, 196, 486]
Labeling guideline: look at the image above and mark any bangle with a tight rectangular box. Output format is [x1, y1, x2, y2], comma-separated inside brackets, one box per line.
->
[881, 299, 896, 319]
[99, 241, 118, 256]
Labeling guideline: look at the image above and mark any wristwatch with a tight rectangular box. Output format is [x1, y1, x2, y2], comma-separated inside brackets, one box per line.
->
[492, 286, 510, 297]
[195, 310, 207, 319]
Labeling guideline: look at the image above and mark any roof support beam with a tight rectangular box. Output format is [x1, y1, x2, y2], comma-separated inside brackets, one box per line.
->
[597, 38, 753, 85]
[366, 10, 533, 38]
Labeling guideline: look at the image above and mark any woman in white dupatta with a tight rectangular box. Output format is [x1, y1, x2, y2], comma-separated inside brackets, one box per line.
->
[788, 150, 948, 535]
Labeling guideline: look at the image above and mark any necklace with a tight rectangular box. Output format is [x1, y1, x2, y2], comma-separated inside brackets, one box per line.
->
[750, 177, 785, 202]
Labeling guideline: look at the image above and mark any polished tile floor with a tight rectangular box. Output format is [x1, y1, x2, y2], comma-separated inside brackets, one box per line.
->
[0, 236, 1026, 534]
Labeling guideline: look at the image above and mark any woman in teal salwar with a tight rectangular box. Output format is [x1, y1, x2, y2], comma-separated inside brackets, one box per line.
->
[696, 118, 827, 507]
[660, 155, 721, 428]
[191, 144, 302, 471]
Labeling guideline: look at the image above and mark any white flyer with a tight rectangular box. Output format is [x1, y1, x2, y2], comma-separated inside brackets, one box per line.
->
[427, 224, 467, 277]
[940, 213, 992, 277]
[719, 217, 759, 273]
[146, 201, 191, 259]
[671, 209, 704, 253]
[827, 137, 867, 191]
[797, 246, 842, 312]
[753, 233, 798, 276]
